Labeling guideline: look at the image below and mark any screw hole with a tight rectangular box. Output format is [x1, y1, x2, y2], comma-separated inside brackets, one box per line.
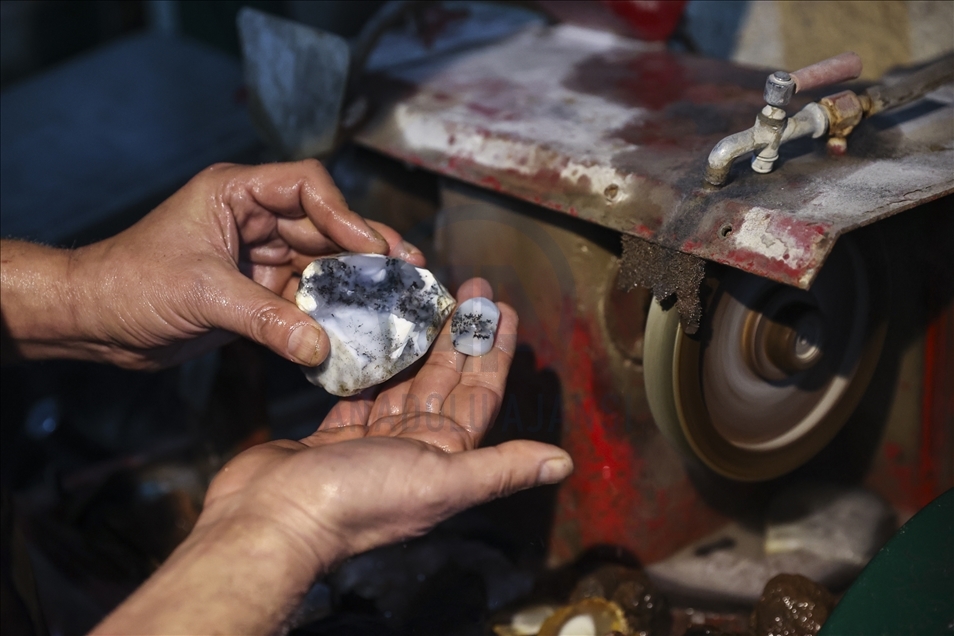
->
[719, 224, 733, 238]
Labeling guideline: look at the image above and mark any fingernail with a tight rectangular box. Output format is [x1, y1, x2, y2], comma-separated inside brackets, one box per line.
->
[369, 227, 389, 251]
[537, 454, 573, 484]
[401, 240, 422, 256]
[288, 324, 325, 366]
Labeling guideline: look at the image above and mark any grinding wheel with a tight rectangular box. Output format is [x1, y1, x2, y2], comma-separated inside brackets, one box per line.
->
[644, 236, 887, 481]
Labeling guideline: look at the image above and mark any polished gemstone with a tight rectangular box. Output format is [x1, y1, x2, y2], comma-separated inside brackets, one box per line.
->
[450, 297, 499, 356]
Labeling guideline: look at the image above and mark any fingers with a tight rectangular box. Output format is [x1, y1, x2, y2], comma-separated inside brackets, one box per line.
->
[204, 270, 330, 366]
[367, 221, 426, 267]
[404, 278, 494, 409]
[276, 217, 345, 255]
[231, 160, 389, 255]
[439, 440, 573, 507]
[280, 276, 299, 303]
[319, 388, 378, 430]
[364, 365, 418, 422]
[436, 301, 516, 450]
[455, 278, 492, 300]
[386, 279, 514, 451]
[300, 423, 369, 447]
[274, 218, 424, 268]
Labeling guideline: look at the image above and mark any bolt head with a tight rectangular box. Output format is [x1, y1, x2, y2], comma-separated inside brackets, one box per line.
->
[765, 71, 795, 107]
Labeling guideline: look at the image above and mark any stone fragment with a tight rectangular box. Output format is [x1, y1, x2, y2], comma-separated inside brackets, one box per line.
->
[750, 573, 835, 636]
[569, 564, 670, 635]
[494, 605, 556, 636]
[450, 297, 500, 356]
[295, 254, 455, 396]
[537, 598, 628, 636]
[765, 483, 895, 567]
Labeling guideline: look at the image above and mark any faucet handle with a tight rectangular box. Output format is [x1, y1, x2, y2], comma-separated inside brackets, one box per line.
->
[791, 52, 863, 92]
[764, 52, 863, 107]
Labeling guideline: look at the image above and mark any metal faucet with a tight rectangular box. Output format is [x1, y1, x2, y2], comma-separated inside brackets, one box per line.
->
[705, 53, 954, 187]
[705, 53, 863, 187]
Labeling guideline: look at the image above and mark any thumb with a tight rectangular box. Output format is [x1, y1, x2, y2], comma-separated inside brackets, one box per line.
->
[443, 440, 573, 509]
[208, 273, 329, 366]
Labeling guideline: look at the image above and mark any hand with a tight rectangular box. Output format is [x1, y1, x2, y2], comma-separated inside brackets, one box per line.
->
[204, 278, 572, 556]
[91, 279, 573, 635]
[1, 160, 422, 369]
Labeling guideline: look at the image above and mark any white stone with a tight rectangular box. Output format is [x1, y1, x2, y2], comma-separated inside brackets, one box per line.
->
[510, 605, 556, 635]
[765, 483, 895, 566]
[295, 254, 455, 396]
[559, 615, 596, 636]
[450, 297, 500, 356]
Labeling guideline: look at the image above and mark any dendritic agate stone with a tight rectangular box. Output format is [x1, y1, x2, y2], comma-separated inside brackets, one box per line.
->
[450, 297, 500, 356]
[295, 254, 456, 396]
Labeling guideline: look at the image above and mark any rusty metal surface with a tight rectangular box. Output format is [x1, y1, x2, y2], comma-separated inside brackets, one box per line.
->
[618, 236, 705, 334]
[355, 24, 954, 289]
[430, 181, 953, 570]
[436, 181, 737, 567]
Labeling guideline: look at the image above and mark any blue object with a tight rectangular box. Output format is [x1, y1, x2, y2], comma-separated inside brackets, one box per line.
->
[1, 32, 259, 245]
[682, 0, 748, 59]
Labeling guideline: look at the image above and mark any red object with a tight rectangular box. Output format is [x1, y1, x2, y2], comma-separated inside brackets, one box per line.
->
[599, 0, 689, 41]
[917, 299, 954, 509]
[790, 52, 864, 93]
[546, 317, 727, 564]
[357, 26, 954, 563]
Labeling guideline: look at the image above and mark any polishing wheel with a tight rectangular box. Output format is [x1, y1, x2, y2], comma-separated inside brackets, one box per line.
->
[644, 235, 887, 481]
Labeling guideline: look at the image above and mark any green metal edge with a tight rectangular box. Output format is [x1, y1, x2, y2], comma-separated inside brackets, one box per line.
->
[820, 488, 953, 636]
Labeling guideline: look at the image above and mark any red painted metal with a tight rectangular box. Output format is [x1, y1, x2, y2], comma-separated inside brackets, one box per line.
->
[437, 192, 732, 565]
[599, 0, 689, 41]
[869, 302, 953, 519]
[917, 303, 954, 509]
[355, 21, 954, 566]
[356, 24, 954, 289]
[547, 317, 726, 564]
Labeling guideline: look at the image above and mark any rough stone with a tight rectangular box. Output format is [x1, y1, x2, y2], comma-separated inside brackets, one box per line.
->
[296, 254, 455, 396]
[765, 483, 895, 567]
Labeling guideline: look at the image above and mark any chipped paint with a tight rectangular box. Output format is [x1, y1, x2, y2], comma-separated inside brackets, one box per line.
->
[357, 24, 954, 288]
[729, 207, 829, 286]
[389, 26, 649, 211]
[733, 208, 800, 261]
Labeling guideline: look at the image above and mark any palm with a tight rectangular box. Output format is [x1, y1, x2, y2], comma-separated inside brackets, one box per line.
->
[198, 279, 554, 562]
[317, 278, 510, 452]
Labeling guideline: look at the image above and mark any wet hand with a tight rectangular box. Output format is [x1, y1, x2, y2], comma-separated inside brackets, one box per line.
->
[91, 280, 572, 635]
[9, 160, 422, 369]
[199, 278, 573, 565]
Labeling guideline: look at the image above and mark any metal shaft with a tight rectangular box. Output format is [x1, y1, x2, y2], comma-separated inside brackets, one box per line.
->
[864, 56, 954, 116]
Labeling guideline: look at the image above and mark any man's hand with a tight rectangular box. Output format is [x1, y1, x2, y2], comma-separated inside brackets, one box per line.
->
[202, 279, 570, 557]
[1, 160, 421, 369]
[91, 279, 573, 635]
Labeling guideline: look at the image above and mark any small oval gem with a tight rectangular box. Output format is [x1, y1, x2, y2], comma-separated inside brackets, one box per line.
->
[451, 297, 500, 356]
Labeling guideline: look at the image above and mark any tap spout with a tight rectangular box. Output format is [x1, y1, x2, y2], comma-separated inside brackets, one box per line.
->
[704, 126, 760, 187]
[705, 102, 830, 187]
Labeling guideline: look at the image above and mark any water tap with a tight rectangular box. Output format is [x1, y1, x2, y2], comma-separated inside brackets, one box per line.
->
[704, 52, 863, 187]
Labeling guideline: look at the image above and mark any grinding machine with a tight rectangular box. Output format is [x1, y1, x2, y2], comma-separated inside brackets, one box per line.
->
[240, 3, 953, 585]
